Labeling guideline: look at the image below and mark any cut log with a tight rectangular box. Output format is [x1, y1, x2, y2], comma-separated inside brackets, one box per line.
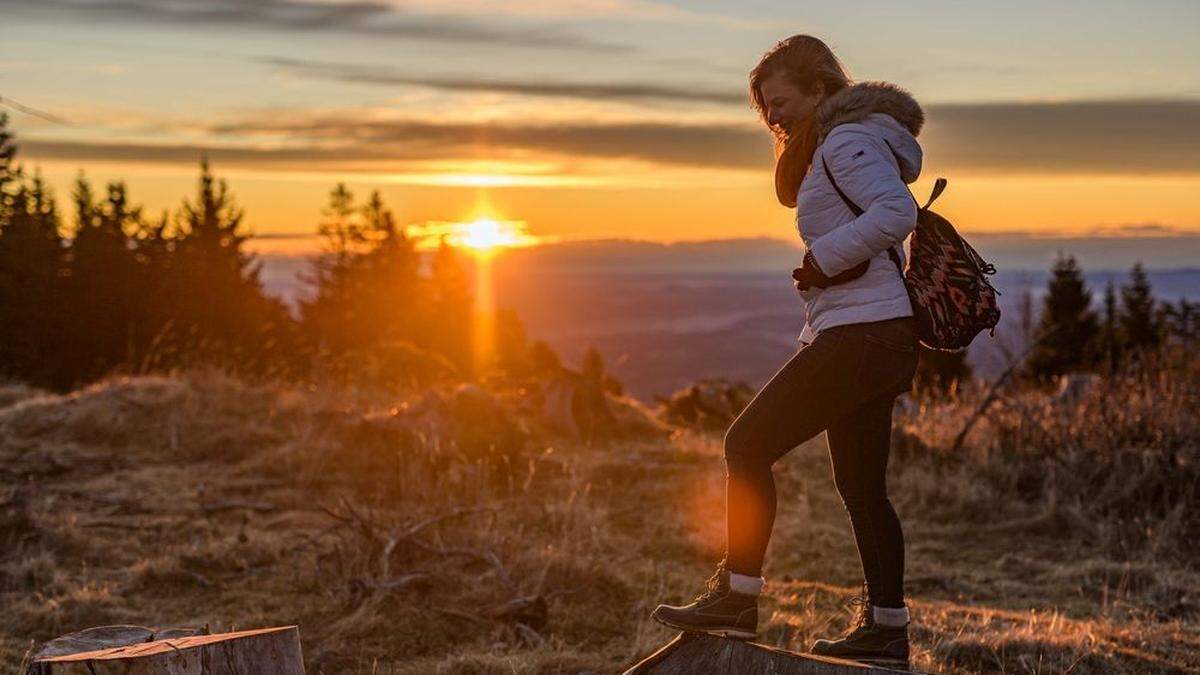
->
[30, 625, 204, 662]
[31, 626, 304, 674]
[624, 632, 914, 675]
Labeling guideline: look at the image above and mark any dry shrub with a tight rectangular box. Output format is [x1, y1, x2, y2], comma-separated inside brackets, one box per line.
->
[894, 348, 1199, 563]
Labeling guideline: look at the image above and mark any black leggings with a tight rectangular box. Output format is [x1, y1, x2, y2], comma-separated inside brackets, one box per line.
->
[723, 316, 918, 608]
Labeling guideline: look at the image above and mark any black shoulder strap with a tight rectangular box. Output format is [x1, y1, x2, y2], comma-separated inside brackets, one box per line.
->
[820, 152, 905, 274]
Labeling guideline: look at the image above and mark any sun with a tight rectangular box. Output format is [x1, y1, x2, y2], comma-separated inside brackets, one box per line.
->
[403, 216, 543, 254]
[455, 218, 539, 254]
[460, 218, 514, 251]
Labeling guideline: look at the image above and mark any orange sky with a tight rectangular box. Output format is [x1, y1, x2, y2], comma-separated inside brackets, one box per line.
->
[4, 1, 1199, 250]
[24, 161, 1200, 249]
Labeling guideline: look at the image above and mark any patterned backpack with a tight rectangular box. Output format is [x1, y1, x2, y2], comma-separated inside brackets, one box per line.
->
[822, 160, 1001, 352]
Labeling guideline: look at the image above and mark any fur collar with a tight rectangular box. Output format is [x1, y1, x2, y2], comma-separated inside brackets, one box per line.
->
[815, 81, 924, 144]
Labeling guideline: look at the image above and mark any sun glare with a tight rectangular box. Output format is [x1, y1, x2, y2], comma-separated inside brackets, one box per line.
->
[461, 218, 519, 251]
[408, 217, 542, 255]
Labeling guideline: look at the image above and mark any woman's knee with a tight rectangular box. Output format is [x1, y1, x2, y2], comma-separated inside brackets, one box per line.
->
[723, 421, 769, 472]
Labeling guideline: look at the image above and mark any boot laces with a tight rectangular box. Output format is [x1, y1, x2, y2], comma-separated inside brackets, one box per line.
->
[693, 560, 729, 602]
[846, 583, 873, 632]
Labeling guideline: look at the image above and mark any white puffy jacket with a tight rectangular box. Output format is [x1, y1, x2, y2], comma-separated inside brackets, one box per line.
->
[794, 81, 925, 347]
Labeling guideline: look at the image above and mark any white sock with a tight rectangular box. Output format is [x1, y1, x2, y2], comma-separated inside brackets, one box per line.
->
[728, 572, 764, 596]
[873, 604, 909, 627]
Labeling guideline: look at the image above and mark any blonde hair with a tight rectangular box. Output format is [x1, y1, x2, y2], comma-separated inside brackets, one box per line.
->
[749, 35, 854, 207]
[749, 35, 853, 146]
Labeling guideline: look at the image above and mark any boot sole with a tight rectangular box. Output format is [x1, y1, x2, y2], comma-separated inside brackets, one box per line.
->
[813, 652, 910, 670]
[652, 614, 756, 640]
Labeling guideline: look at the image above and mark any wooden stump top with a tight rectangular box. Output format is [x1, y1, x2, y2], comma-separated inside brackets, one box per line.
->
[625, 632, 917, 675]
[33, 626, 304, 674]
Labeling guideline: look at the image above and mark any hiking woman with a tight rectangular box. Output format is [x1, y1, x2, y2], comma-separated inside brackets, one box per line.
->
[651, 34, 924, 667]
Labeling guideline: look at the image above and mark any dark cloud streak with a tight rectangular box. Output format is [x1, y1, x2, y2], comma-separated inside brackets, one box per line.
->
[16, 99, 1200, 175]
[19, 120, 772, 170]
[256, 56, 747, 105]
[924, 98, 1200, 174]
[2, 0, 622, 51]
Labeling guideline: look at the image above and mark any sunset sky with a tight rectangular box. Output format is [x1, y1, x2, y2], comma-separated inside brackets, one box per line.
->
[3, 0, 1199, 250]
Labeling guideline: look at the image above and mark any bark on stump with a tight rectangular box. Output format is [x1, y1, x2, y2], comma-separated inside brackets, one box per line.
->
[31, 626, 304, 674]
[624, 632, 914, 674]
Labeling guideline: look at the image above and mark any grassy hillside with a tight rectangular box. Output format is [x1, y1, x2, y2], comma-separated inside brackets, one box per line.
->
[1, 359, 1197, 673]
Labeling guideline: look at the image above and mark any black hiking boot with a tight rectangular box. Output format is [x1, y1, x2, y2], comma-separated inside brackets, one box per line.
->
[651, 561, 758, 639]
[811, 589, 909, 668]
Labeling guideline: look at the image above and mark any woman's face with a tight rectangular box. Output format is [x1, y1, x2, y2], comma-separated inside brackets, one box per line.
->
[759, 70, 824, 138]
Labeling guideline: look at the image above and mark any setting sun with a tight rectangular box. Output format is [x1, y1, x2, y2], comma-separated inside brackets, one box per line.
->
[461, 218, 522, 251]
[408, 217, 543, 254]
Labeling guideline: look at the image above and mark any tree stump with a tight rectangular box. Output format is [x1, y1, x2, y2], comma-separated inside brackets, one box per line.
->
[31, 626, 304, 674]
[624, 632, 914, 674]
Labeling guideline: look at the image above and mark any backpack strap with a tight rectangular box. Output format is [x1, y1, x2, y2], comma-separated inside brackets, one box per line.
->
[924, 178, 948, 210]
[819, 152, 906, 275]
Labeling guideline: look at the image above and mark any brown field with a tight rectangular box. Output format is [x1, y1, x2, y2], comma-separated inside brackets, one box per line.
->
[1, 354, 1197, 673]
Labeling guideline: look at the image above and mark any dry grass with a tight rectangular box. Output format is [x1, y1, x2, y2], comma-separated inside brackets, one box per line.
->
[0, 360, 1197, 673]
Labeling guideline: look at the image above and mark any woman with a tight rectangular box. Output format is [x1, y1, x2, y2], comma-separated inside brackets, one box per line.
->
[651, 35, 924, 667]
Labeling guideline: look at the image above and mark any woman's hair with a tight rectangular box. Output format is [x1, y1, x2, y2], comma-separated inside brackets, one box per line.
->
[749, 35, 853, 143]
[750, 35, 854, 207]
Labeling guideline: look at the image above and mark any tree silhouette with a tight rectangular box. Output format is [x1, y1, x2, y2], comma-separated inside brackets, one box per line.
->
[426, 238, 474, 376]
[300, 187, 450, 386]
[63, 178, 146, 383]
[1026, 253, 1099, 382]
[1159, 298, 1197, 344]
[1118, 262, 1161, 355]
[0, 166, 67, 387]
[0, 113, 18, 197]
[1095, 280, 1122, 373]
[169, 158, 298, 375]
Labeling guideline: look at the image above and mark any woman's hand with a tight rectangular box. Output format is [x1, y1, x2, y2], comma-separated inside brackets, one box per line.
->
[792, 250, 832, 291]
[793, 250, 869, 292]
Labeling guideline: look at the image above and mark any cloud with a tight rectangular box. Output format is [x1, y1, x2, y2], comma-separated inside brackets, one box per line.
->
[398, 0, 773, 30]
[255, 56, 747, 105]
[18, 118, 772, 170]
[15, 98, 1200, 176]
[240, 59, 1200, 174]
[922, 98, 1200, 174]
[2, 0, 621, 51]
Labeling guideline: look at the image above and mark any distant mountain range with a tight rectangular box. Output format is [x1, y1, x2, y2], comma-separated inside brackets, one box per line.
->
[256, 235, 1200, 402]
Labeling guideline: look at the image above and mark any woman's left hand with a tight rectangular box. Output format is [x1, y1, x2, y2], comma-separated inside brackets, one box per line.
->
[793, 251, 833, 291]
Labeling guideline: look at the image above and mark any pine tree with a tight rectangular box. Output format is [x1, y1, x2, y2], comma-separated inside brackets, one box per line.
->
[300, 188, 434, 385]
[1161, 299, 1197, 344]
[1118, 261, 1161, 354]
[301, 184, 363, 354]
[427, 238, 474, 375]
[581, 346, 605, 383]
[1026, 253, 1099, 382]
[0, 112, 18, 197]
[0, 170, 67, 386]
[355, 190, 421, 346]
[1096, 280, 1121, 372]
[65, 177, 144, 383]
[529, 340, 562, 376]
[578, 345, 623, 395]
[172, 158, 299, 377]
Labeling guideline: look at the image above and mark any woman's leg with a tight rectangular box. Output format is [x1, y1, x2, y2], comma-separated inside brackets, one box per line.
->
[722, 330, 861, 577]
[825, 390, 905, 607]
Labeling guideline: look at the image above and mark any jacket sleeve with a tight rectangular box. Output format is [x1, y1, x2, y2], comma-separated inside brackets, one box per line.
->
[807, 128, 918, 277]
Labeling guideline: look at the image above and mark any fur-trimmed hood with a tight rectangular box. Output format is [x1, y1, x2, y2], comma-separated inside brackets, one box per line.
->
[815, 81, 924, 143]
[811, 80, 924, 184]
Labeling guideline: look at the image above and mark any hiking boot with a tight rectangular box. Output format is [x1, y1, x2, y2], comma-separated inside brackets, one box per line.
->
[651, 561, 758, 639]
[811, 589, 909, 667]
